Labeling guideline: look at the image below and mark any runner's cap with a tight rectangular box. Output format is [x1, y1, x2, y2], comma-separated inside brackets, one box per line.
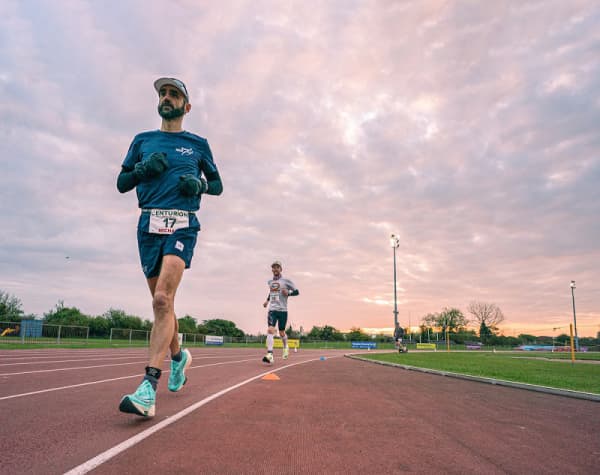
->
[154, 77, 189, 101]
[271, 260, 282, 267]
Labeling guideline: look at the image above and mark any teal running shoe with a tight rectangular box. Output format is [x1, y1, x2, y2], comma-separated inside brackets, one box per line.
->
[119, 380, 156, 417]
[168, 349, 192, 392]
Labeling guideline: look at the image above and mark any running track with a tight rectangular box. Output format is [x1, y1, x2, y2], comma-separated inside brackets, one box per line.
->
[0, 347, 598, 474]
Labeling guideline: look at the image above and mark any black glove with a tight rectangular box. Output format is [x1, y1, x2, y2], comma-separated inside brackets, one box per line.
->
[133, 152, 169, 181]
[178, 174, 208, 197]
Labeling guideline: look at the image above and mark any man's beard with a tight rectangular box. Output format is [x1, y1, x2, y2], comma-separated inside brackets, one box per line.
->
[158, 102, 185, 120]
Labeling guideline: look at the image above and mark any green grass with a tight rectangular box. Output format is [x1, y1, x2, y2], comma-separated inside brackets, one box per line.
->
[361, 351, 600, 394]
[510, 352, 600, 361]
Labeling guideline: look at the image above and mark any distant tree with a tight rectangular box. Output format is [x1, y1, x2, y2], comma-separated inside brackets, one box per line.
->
[580, 336, 597, 347]
[453, 328, 478, 344]
[419, 324, 432, 342]
[285, 324, 301, 339]
[198, 318, 244, 337]
[44, 302, 90, 327]
[421, 313, 438, 328]
[502, 335, 520, 347]
[177, 315, 198, 334]
[88, 315, 111, 337]
[346, 327, 369, 341]
[555, 333, 570, 346]
[374, 332, 391, 342]
[479, 322, 492, 343]
[467, 302, 505, 341]
[307, 326, 323, 340]
[422, 308, 468, 334]
[518, 334, 537, 344]
[0, 290, 25, 322]
[439, 307, 468, 333]
[306, 325, 344, 341]
[322, 325, 344, 341]
[102, 308, 146, 330]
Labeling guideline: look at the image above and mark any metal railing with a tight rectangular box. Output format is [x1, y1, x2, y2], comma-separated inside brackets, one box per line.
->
[0, 321, 89, 345]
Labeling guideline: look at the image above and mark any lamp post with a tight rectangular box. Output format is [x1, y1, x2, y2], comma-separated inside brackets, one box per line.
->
[570, 280, 579, 352]
[390, 234, 400, 328]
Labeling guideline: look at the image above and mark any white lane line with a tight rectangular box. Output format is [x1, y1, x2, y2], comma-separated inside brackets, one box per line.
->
[0, 354, 259, 375]
[0, 361, 148, 376]
[0, 353, 257, 367]
[0, 358, 259, 401]
[0, 352, 148, 360]
[0, 357, 147, 366]
[63, 357, 323, 475]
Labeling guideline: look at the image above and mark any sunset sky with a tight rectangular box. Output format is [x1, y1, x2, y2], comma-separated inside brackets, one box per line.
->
[1, 0, 599, 337]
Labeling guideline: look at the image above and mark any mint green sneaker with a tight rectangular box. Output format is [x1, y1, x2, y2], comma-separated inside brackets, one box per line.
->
[119, 380, 156, 417]
[282, 347, 289, 359]
[168, 349, 192, 392]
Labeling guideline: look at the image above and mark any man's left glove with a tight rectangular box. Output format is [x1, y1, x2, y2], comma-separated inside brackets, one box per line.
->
[178, 174, 208, 197]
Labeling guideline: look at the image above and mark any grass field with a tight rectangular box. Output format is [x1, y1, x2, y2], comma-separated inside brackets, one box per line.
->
[360, 351, 600, 394]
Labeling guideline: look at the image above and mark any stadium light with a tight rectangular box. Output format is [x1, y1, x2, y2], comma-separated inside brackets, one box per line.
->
[390, 234, 400, 328]
[570, 280, 579, 352]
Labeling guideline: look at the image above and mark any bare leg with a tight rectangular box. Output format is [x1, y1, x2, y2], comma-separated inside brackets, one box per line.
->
[147, 255, 185, 369]
[146, 272, 182, 360]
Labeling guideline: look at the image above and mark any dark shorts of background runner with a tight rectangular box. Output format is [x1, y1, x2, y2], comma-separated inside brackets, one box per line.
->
[137, 227, 199, 279]
[267, 310, 288, 331]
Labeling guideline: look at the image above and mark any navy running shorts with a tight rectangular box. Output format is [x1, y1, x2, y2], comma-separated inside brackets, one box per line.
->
[267, 310, 288, 331]
[137, 227, 199, 278]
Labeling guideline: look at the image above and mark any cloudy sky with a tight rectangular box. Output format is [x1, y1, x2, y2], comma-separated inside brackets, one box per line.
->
[1, 0, 599, 337]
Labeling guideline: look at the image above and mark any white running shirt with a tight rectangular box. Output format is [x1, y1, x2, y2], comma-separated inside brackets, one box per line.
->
[267, 276, 296, 311]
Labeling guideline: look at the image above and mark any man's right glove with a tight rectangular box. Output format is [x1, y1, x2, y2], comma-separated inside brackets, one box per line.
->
[178, 174, 208, 197]
[133, 152, 169, 181]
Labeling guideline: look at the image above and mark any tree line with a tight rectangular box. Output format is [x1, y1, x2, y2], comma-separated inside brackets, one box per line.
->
[0, 291, 246, 339]
[1, 290, 598, 345]
[417, 302, 598, 347]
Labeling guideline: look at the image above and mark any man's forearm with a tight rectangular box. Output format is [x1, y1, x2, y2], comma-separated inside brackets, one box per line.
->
[117, 168, 140, 193]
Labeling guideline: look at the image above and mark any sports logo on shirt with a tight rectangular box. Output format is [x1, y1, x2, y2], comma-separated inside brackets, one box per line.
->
[176, 147, 193, 156]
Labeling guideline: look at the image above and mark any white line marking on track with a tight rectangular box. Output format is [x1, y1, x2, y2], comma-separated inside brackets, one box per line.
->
[0, 361, 148, 376]
[0, 352, 148, 360]
[0, 353, 257, 366]
[0, 357, 147, 366]
[63, 357, 327, 475]
[0, 354, 259, 376]
[0, 358, 258, 401]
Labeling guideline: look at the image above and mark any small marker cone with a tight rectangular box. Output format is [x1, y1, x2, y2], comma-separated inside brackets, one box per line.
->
[262, 373, 280, 381]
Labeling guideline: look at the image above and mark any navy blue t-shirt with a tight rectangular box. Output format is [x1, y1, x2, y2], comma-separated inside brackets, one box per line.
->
[122, 130, 219, 213]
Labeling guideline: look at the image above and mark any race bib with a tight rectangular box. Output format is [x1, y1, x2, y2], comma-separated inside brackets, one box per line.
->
[148, 209, 190, 234]
[270, 290, 280, 303]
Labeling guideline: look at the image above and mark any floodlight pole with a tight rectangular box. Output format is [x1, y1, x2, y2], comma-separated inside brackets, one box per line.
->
[390, 234, 400, 329]
[570, 280, 579, 352]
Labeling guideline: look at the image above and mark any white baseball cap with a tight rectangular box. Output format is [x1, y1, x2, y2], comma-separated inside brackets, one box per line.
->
[271, 260, 282, 267]
[154, 77, 189, 101]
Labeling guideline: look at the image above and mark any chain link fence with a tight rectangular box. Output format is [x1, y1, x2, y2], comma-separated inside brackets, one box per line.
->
[0, 321, 89, 345]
